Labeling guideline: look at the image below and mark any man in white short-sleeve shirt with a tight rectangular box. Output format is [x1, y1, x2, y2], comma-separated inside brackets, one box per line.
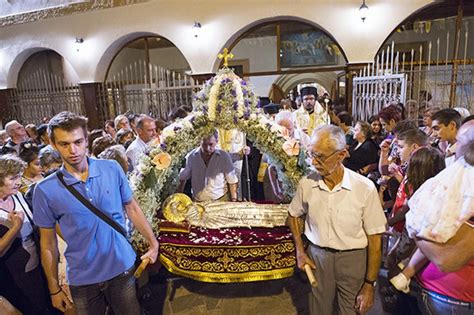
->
[288, 125, 386, 315]
[178, 131, 238, 202]
[126, 115, 157, 168]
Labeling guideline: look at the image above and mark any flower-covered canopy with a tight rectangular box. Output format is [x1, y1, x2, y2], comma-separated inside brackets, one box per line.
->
[130, 67, 309, 251]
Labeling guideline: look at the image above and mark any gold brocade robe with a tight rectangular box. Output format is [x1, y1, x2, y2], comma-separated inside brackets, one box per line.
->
[293, 101, 330, 136]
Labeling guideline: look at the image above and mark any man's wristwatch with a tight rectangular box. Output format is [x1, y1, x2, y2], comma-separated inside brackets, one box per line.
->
[364, 279, 377, 287]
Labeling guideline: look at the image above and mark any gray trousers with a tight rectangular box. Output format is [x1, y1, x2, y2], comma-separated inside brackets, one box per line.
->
[307, 244, 367, 315]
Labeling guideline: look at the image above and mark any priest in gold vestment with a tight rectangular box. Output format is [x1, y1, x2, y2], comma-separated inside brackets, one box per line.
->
[292, 86, 330, 137]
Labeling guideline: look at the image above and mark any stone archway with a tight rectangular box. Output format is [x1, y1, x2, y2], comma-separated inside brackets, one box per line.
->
[208, 17, 348, 105]
[95, 32, 196, 120]
[7, 47, 78, 89]
[6, 48, 82, 124]
[272, 73, 334, 96]
[95, 32, 158, 83]
[212, 16, 348, 73]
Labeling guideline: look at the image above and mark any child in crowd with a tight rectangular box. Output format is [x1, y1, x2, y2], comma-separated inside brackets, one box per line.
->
[24, 150, 62, 206]
[18, 141, 43, 194]
[389, 146, 447, 293]
[0, 129, 8, 146]
[384, 130, 431, 273]
[115, 128, 135, 149]
[391, 125, 473, 292]
[379, 120, 419, 211]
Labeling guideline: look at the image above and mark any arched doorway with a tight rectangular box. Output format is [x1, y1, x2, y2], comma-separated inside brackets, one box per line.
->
[102, 35, 198, 119]
[217, 19, 347, 108]
[10, 49, 82, 124]
[271, 72, 337, 103]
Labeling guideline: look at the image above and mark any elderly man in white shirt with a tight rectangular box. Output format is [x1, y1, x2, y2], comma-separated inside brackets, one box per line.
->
[126, 115, 157, 168]
[178, 131, 238, 202]
[4, 120, 29, 153]
[288, 125, 386, 315]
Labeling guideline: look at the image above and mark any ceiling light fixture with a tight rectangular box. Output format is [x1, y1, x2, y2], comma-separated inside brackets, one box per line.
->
[359, 0, 369, 22]
[193, 21, 202, 38]
[75, 37, 84, 52]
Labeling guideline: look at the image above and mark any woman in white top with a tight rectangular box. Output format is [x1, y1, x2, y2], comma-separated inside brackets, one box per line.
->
[0, 154, 52, 314]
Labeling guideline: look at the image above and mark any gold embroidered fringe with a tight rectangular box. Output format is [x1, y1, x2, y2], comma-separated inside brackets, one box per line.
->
[160, 255, 295, 283]
[159, 242, 296, 283]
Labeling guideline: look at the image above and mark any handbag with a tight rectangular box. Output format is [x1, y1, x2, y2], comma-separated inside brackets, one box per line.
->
[56, 171, 140, 265]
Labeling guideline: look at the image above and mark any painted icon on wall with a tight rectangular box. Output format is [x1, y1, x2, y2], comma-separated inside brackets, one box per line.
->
[280, 31, 340, 67]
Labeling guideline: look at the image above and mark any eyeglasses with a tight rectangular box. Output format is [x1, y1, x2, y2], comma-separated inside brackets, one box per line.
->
[308, 150, 342, 163]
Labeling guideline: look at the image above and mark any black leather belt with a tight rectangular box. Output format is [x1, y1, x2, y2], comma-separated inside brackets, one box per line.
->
[315, 245, 366, 253]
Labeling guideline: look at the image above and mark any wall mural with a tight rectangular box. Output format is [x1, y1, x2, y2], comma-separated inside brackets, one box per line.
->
[280, 31, 339, 67]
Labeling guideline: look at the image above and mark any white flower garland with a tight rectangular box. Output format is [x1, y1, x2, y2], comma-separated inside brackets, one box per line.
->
[129, 68, 309, 252]
[233, 79, 245, 117]
[208, 79, 221, 121]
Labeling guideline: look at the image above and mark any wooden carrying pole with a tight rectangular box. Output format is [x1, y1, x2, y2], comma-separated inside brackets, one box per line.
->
[134, 257, 151, 278]
[304, 264, 318, 288]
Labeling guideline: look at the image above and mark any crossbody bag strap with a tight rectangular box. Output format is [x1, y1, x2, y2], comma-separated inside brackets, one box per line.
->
[56, 171, 128, 239]
[13, 194, 34, 227]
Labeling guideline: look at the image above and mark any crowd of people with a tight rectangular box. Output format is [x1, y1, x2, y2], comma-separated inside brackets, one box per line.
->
[0, 112, 161, 315]
[0, 85, 473, 314]
[285, 95, 473, 314]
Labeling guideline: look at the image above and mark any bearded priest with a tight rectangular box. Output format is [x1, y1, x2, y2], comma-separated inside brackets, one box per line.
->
[293, 86, 330, 137]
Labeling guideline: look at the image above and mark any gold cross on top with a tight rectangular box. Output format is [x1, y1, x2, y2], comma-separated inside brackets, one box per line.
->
[218, 48, 234, 67]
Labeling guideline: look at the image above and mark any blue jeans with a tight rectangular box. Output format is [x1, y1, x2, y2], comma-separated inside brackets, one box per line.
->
[414, 283, 473, 315]
[69, 268, 140, 315]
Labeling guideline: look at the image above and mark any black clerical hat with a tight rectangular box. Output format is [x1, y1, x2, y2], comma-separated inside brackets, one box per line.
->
[263, 103, 281, 115]
[300, 86, 317, 97]
[259, 97, 271, 107]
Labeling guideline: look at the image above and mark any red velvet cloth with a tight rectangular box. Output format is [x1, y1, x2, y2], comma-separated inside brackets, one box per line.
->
[158, 225, 296, 283]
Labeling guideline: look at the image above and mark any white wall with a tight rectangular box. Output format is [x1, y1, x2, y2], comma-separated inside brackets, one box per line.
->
[62, 57, 80, 83]
[233, 36, 278, 72]
[0, 0, 434, 88]
[149, 46, 190, 72]
[232, 36, 278, 96]
[107, 47, 146, 80]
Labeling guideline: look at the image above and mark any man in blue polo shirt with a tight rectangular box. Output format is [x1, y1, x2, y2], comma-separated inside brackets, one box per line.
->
[33, 111, 158, 314]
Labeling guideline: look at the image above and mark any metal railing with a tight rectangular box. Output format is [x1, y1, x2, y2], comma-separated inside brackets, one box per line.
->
[99, 62, 201, 121]
[353, 39, 473, 121]
[7, 69, 84, 124]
